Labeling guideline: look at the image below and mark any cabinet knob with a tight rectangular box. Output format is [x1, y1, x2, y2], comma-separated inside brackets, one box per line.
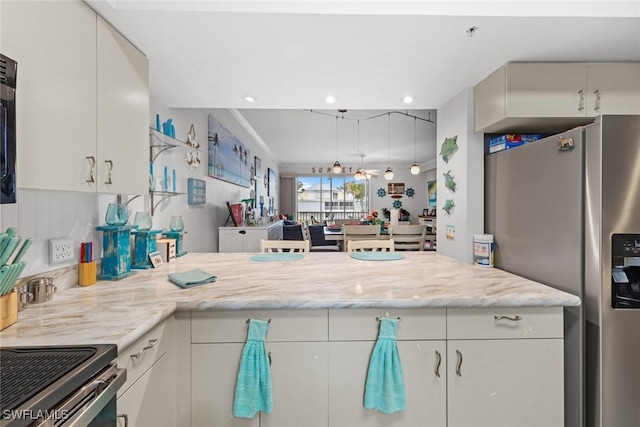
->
[86, 156, 95, 183]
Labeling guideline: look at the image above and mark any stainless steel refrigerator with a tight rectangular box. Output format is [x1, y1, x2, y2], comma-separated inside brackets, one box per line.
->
[485, 115, 640, 427]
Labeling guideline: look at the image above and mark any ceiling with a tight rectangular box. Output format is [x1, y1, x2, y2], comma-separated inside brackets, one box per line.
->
[85, 0, 640, 168]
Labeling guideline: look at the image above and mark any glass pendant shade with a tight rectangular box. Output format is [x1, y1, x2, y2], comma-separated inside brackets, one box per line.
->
[410, 162, 420, 174]
[384, 167, 394, 180]
[332, 161, 342, 174]
[354, 169, 363, 180]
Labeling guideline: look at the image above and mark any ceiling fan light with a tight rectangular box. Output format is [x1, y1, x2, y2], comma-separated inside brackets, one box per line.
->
[354, 169, 363, 180]
[410, 162, 420, 174]
[333, 161, 342, 174]
[384, 167, 394, 180]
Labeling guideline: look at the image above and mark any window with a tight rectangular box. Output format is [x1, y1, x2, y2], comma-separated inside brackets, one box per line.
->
[296, 176, 368, 222]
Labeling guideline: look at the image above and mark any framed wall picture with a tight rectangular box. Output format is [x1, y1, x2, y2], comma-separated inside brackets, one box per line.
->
[267, 167, 276, 197]
[254, 156, 262, 177]
[207, 114, 252, 187]
[427, 180, 437, 207]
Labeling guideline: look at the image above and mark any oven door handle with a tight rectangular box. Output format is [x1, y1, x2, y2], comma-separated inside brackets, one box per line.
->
[0, 100, 8, 180]
[32, 365, 126, 427]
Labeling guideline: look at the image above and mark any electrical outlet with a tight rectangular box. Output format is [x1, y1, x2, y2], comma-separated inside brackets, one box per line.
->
[49, 238, 74, 264]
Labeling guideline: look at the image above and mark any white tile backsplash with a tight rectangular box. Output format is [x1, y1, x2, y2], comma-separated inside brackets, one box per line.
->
[4, 189, 102, 278]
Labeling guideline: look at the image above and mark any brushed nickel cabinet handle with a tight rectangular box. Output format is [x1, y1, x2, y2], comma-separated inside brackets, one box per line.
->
[86, 156, 95, 183]
[130, 339, 158, 359]
[456, 350, 463, 377]
[435, 350, 442, 378]
[594, 89, 602, 111]
[104, 160, 113, 185]
[578, 89, 585, 111]
[494, 315, 523, 321]
[117, 414, 128, 427]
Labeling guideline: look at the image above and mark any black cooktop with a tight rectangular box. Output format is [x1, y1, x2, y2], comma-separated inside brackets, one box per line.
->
[0, 344, 117, 427]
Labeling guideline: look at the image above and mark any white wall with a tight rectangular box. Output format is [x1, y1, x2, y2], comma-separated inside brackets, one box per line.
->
[436, 88, 484, 263]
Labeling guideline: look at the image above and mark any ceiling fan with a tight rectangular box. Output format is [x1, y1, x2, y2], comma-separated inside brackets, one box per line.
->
[354, 154, 380, 180]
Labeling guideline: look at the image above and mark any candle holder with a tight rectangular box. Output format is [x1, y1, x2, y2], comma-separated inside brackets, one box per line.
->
[132, 229, 162, 269]
[95, 225, 134, 280]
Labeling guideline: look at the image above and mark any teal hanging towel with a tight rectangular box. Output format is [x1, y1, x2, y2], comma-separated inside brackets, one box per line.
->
[233, 319, 273, 418]
[364, 317, 406, 414]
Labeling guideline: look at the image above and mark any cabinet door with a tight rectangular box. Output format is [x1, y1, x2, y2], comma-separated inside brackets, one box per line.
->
[329, 341, 446, 427]
[243, 229, 267, 253]
[117, 353, 170, 427]
[587, 63, 640, 116]
[219, 229, 247, 253]
[507, 63, 587, 118]
[447, 339, 564, 427]
[191, 343, 259, 427]
[97, 17, 149, 195]
[1, 0, 97, 192]
[261, 342, 328, 427]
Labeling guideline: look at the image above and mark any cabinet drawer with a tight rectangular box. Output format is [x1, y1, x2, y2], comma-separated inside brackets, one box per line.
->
[117, 315, 175, 396]
[191, 310, 328, 343]
[328, 308, 446, 341]
[447, 307, 563, 339]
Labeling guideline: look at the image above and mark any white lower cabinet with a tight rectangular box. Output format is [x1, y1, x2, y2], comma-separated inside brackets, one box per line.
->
[329, 340, 446, 427]
[188, 307, 565, 427]
[447, 339, 564, 427]
[116, 316, 176, 427]
[191, 342, 328, 427]
[192, 343, 258, 427]
[117, 354, 171, 427]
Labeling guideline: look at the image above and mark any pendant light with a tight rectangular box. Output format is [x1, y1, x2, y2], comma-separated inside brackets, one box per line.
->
[354, 120, 364, 180]
[410, 117, 420, 174]
[332, 116, 341, 174]
[384, 113, 394, 180]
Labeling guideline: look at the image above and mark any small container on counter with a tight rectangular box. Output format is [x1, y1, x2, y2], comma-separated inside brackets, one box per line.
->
[79, 261, 97, 287]
[27, 277, 57, 303]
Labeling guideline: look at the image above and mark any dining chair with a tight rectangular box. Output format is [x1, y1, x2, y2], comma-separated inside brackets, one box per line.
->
[347, 239, 395, 252]
[343, 224, 380, 241]
[389, 224, 427, 251]
[303, 221, 341, 252]
[260, 239, 309, 253]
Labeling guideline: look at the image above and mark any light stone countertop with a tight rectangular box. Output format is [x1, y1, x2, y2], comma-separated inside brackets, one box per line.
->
[0, 252, 580, 350]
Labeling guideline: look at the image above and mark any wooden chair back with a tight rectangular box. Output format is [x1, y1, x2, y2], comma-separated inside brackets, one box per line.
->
[260, 239, 309, 253]
[347, 239, 395, 252]
[389, 224, 427, 251]
[343, 224, 381, 243]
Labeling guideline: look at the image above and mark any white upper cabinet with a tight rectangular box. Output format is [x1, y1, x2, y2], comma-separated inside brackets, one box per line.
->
[474, 62, 640, 133]
[2, 0, 97, 192]
[0, 0, 148, 194]
[586, 63, 640, 116]
[97, 17, 149, 195]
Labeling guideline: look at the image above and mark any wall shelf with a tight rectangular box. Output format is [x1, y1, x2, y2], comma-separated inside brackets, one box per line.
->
[150, 191, 186, 216]
[149, 127, 201, 162]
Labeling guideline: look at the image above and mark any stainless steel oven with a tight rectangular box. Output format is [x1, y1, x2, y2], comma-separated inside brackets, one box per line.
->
[0, 345, 125, 427]
[0, 54, 17, 204]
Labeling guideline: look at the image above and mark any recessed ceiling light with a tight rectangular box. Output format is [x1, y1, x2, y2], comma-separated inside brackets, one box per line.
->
[403, 95, 414, 104]
[243, 95, 256, 103]
[325, 95, 335, 104]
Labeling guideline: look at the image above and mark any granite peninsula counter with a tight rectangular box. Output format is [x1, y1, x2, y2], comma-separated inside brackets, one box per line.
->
[0, 252, 580, 349]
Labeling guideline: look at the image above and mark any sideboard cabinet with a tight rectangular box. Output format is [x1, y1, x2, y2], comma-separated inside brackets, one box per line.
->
[218, 221, 284, 253]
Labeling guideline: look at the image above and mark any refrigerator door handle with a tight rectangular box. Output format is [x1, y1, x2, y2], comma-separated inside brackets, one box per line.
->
[494, 315, 523, 321]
